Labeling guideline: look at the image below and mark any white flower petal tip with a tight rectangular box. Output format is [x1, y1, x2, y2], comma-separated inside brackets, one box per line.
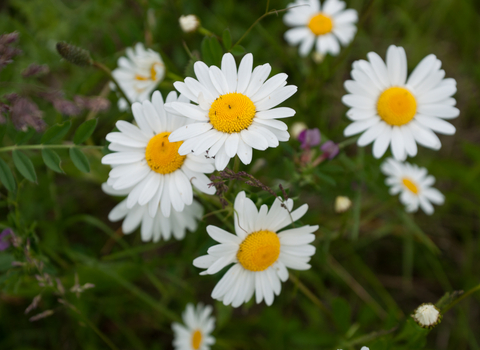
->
[342, 46, 458, 160]
[102, 91, 215, 233]
[381, 158, 444, 215]
[172, 303, 216, 350]
[412, 303, 442, 328]
[283, 0, 358, 57]
[111, 43, 165, 110]
[193, 191, 318, 307]
[169, 52, 297, 171]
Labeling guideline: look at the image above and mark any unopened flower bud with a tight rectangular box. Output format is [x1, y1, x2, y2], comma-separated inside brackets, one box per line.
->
[56, 42, 93, 67]
[312, 51, 325, 64]
[179, 15, 200, 33]
[22, 63, 49, 78]
[335, 196, 352, 213]
[412, 303, 441, 328]
[298, 128, 321, 149]
[291, 122, 307, 139]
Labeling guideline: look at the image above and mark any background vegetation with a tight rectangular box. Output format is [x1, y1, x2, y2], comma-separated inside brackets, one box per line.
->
[1, 0, 480, 349]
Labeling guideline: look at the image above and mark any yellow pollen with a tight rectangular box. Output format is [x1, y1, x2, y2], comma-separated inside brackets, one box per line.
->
[145, 132, 186, 174]
[308, 13, 333, 36]
[208, 93, 256, 133]
[402, 178, 419, 194]
[191, 329, 202, 350]
[237, 230, 281, 272]
[377, 87, 417, 126]
[135, 63, 161, 81]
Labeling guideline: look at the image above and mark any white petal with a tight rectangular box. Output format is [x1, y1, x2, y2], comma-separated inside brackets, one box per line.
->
[415, 115, 456, 135]
[372, 125, 391, 158]
[236, 53, 253, 94]
[221, 53, 237, 93]
[344, 117, 379, 137]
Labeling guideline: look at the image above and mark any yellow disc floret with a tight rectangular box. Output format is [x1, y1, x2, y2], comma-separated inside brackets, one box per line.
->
[208, 93, 256, 133]
[191, 329, 202, 350]
[237, 230, 281, 272]
[377, 87, 417, 126]
[308, 13, 333, 36]
[402, 178, 419, 194]
[145, 132, 186, 174]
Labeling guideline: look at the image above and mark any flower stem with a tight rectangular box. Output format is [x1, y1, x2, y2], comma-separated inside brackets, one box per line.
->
[442, 283, 480, 314]
[0, 144, 103, 153]
[92, 61, 132, 107]
[289, 273, 332, 317]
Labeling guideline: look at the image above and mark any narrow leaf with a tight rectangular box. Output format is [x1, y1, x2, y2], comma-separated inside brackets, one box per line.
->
[0, 158, 16, 192]
[12, 150, 37, 183]
[69, 147, 90, 173]
[73, 119, 97, 145]
[222, 29, 232, 50]
[15, 128, 36, 145]
[42, 149, 64, 173]
[201, 37, 215, 66]
[230, 45, 245, 56]
[41, 121, 72, 144]
[208, 37, 223, 65]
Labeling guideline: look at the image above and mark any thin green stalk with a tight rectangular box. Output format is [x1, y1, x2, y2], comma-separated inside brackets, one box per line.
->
[337, 136, 359, 149]
[92, 61, 132, 107]
[0, 144, 103, 153]
[166, 71, 184, 82]
[289, 273, 332, 318]
[442, 283, 480, 314]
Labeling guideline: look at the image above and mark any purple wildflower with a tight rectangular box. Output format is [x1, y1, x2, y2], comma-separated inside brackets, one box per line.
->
[0, 228, 13, 251]
[321, 140, 340, 160]
[298, 128, 321, 149]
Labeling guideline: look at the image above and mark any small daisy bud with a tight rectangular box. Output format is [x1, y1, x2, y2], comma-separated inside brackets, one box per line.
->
[179, 15, 200, 33]
[412, 303, 442, 328]
[312, 51, 325, 64]
[335, 196, 352, 213]
[291, 122, 307, 139]
[56, 42, 93, 67]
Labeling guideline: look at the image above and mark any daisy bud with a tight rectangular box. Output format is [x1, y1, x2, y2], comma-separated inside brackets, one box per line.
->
[335, 196, 352, 213]
[312, 52, 325, 64]
[179, 15, 200, 33]
[412, 303, 442, 328]
[291, 121, 307, 139]
[56, 42, 93, 67]
[298, 128, 321, 149]
[321, 140, 340, 159]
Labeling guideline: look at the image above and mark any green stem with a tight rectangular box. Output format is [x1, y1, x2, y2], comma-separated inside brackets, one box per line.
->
[198, 27, 217, 38]
[166, 71, 184, 82]
[289, 273, 332, 318]
[92, 61, 132, 107]
[442, 283, 480, 314]
[0, 144, 103, 153]
[337, 136, 359, 149]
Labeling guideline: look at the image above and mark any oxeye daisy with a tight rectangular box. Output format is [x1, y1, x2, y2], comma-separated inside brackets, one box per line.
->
[193, 191, 318, 307]
[172, 303, 215, 350]
[102, 184, 203, 242]
[111, 43, 165, 111]
[343, 45, 459, 160]
[166, 53, 297, 171]
[101, 91, 216, 219]
[381, 158, 444, 215]
[283, 0, 358, 57]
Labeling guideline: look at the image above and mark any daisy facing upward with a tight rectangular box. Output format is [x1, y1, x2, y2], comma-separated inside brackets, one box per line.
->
[283, 0, 358, 57]
[343, 45, 459, 160]
[193, 191, 318, 307]
[166, 53, 297, 171]
[172, 303, 215, 350]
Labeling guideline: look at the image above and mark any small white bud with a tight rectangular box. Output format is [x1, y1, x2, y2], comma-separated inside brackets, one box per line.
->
[312, 51, 325, 64]
[335, 196, 352, 213]
[291, 122, 307, 139]
[412, 303, 441, 328]
[179, 15, 200, 33]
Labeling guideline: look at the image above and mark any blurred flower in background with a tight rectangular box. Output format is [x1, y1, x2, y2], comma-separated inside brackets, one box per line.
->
[172, 303, 216, 350]
[0, 228, 13, 251]
[298, 128, 321, 149]
[179, 15, 200, 33]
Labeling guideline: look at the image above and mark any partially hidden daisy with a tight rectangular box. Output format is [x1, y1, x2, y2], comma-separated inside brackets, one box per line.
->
[111, 43, 165, 111]
[172, 303, 215, 350]
[102, 183, 203, 242]
[343, 45, 459, 160]
[381, 158, 444, 215]
[101, 91, 216, 218]
[283, 0, 358, 57]
[166, 53, 297, 171]
[193, 191, 318, 307]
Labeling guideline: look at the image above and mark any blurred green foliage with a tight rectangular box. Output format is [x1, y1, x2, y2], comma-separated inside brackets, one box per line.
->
[1, 0, 480, 349]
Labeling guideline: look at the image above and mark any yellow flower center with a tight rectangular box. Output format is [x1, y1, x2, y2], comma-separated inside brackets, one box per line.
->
[145, 132, 186, 174]
[237, 230, 281, 272]
[192, 329, 202, 350]
[308, 13, 333, 36]
[377, 87, 417, 126]
[135, 62, 162, 81]
[402, 178, 419, 194]
[208, 93, 256, 133]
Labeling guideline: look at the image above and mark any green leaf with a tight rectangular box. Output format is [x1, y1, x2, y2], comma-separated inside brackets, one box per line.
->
[41, 121, 72, 144]
[230, 45, 245, 55]
[0, 124, 6, 143]
[0, 158, 16, 192]
[222, 29, 232, 50]
[332, 297, 351, 333]
[12, 150, 37, 183]
[208, 37, 223, 65]
[42, 149, 64, 173]
[14, 127, 36, 145]
[73, 118, 97, 145]
[201, 37, 215, 66]
[69, 147, 90, 172]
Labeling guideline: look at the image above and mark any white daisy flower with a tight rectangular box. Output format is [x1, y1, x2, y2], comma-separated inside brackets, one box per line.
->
[165, 53, 297, 171]
[111, 43, 165, 111]
[193, 191, 318, 307]
[172, 303, 215, 350]
[343, 45, 459, 160]
[283, 0, 358, 57]
[381, 158, 444, 215]
[102, 183, 203, 242]
[412, 303, 441, 328]
[101, 91, 216, 218]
